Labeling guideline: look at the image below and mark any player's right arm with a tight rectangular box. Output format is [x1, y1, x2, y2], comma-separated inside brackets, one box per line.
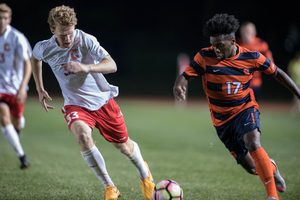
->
[273, 67, 300, 99]
[31, 56, 54, 112]
[174, 51, 204, 101]
[173, 74, 194, 101]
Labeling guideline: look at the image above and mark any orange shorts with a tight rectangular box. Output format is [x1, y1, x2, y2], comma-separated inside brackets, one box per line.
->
[0, 93, 24, 119]
[62, 98, 128, 143]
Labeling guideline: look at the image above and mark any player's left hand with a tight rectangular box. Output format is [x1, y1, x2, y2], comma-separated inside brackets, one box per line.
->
[62, 61, 89, 74]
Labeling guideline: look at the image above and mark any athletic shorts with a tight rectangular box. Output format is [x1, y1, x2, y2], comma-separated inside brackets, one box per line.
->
[61, 98, 128, 143]
[0, 93, 24, 119]
[214, 107, 261, 164]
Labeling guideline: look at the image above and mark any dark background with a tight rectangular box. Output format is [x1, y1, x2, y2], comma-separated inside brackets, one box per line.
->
[6, 0, 300, 101]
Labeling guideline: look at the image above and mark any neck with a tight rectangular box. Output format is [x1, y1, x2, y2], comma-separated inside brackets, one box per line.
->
[0, 27, 7, 36]
[229, 45, 237, 57]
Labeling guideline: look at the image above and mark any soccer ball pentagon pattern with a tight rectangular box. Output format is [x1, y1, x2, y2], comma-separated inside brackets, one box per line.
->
[152, 180, 183, 200]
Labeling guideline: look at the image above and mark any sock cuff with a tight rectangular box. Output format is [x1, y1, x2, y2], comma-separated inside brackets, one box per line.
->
[250, 147, 267, 161]
[1, 123, 14, 134]
[128, 141, 138, 158]
[81, 145, 97, 157]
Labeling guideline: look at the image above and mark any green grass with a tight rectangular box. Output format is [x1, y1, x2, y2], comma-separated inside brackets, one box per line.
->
[0, 97, 299, 200]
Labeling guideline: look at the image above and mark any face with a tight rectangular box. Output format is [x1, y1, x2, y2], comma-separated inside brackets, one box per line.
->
[51, 24, 75, 48]
[210, 35, 236, 60]
[240, 24, 256, 43]
[0, 12, 11, 35]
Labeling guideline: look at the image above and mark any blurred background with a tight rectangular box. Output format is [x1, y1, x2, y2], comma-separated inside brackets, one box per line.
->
[6, 0, 300, 101]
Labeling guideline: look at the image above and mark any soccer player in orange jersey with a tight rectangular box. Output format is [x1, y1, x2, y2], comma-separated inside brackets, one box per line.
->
[238, 21, 274, 101]
[173, 14, 300, 200]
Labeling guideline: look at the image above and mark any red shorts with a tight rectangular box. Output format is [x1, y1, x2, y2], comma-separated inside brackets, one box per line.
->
[0, 93, 24, 119]
[61, 98, 128, 143]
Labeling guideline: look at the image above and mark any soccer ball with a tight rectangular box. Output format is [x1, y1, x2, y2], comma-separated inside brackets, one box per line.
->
[152, 180, 183, 200]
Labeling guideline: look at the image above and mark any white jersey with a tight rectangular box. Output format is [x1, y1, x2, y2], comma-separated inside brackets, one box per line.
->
[0, 25, 32, 95]
[32, 29, 118, 111]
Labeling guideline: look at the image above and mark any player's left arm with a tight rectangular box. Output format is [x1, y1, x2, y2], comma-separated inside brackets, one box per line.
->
[16, 58, 32, 103]
[62, 55, 117, 74]
[273, 67, 300, 99]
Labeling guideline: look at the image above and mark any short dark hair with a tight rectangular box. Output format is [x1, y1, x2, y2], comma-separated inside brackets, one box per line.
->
[203, 13, 239, 37]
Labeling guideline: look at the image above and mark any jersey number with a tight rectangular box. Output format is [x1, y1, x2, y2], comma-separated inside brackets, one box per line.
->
[66, 111, 79, 125]
[226, 81, 241, 95]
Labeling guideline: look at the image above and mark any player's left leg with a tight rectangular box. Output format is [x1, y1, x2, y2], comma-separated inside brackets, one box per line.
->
[240, 152, 257, 174]
[0, 103, 30, 169]
[244, 129, 279, 200]
[112, 139, 155, 200]
[70, 120, 115, 186]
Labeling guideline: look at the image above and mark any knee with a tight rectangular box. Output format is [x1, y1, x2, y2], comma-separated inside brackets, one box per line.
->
[246, 167, 257, 175]
[0, 115, 11, 127]
[245, 140, 261, 153]
[75, 131, 93, 150]
[70, 121, 94, 151]
[77, 132, 90, 143]
[0, 104, 11, 127]
[243, 129, 262, 153]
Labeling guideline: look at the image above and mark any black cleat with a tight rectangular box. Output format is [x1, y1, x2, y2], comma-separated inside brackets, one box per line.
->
[19, 155, 30, 169]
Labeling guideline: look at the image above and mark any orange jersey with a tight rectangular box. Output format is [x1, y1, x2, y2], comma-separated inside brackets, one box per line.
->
[183, 44, 277, 126]
[237, 37, 272, 59]
[237, 37, 273, 88]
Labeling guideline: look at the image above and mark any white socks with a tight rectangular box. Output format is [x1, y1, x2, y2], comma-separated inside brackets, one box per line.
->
[81, 142, 149, 189]
[81, 145, 114, 188]
[20, 115, 25, 129]
[126, 141, 149, 180]
[1, 124, 25, 157]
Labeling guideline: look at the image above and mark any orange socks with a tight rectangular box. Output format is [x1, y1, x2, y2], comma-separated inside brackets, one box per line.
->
[250, 147, 278, 200]
[254, 162, 277, 175]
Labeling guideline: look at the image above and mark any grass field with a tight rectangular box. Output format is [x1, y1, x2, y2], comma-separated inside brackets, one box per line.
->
[0, 96, 299, 200]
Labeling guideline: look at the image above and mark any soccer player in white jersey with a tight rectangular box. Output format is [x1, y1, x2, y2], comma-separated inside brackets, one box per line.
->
[0, 3, 31, 169]
[31, 5, 155, 200]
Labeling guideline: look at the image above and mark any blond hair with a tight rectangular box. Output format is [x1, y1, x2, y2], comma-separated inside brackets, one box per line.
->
[47, 5, 77, 30]
[0, 3, 12, 16]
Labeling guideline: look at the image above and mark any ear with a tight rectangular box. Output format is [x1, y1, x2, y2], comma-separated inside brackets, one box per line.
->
[8, 16, 12, 24]
[50, 28, 55, 34]
[231, 37, 236, 44]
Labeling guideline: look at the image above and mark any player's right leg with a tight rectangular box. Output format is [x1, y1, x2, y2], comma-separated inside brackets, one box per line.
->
[70, 121, 119, 200]
[0, 102, 30, 169]
[63, 105, 119, 200]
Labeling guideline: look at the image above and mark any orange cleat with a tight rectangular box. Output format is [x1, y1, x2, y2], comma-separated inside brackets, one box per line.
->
[104, 185, 120, 200]
[140, 161, 155, 200]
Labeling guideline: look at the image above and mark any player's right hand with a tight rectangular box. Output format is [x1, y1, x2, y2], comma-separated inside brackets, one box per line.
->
[38, 90, 54, 112]
[173, 85, 186, 101]
[173, 75, 188, 101]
